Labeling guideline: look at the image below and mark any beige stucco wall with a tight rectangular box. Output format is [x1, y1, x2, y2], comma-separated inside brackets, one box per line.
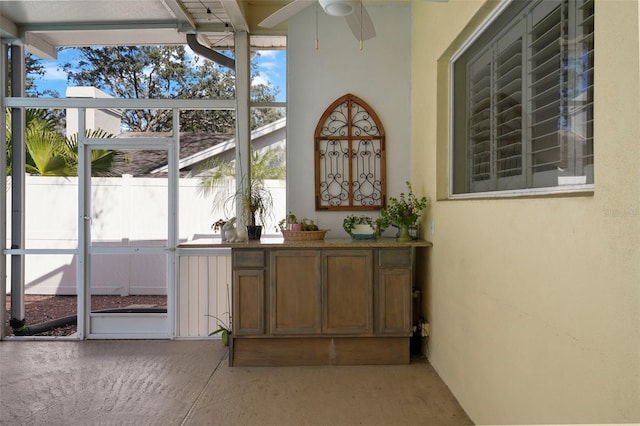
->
[412, 0, 640, 424]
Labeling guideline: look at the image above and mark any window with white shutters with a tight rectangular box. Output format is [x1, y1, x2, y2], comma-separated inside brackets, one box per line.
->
[452, 0, 594, 195]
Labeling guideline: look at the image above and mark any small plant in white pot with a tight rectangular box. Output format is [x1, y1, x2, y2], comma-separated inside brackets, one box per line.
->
[343, 214, 387, 240]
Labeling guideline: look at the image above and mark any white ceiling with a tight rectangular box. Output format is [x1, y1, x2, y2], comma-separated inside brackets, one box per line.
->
[0, 0, 290, 58]
[0, 0, 419, 59]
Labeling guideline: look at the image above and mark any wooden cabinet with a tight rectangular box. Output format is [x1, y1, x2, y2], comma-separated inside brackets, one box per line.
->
[228, 239, 430, 366]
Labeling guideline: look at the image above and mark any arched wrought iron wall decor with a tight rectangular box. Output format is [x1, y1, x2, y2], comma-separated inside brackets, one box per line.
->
[314, 94, 386, 210]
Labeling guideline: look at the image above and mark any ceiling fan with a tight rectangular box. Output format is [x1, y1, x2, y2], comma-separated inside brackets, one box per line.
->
[258, 0, 448, 43]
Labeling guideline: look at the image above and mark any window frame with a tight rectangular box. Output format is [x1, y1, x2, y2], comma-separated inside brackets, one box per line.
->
[448, 0, 595, 199]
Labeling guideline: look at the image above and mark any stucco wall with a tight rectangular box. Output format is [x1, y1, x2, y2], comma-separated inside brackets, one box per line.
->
[412, 0, 640, 424]
[287, 3, 413, 236]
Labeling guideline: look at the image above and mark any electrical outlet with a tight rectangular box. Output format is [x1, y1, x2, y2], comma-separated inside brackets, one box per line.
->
[430, 220, 435, 236]
[420, 322, 430, 337]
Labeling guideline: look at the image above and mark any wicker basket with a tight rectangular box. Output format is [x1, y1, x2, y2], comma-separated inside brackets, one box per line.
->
[281, 229, 328, 241]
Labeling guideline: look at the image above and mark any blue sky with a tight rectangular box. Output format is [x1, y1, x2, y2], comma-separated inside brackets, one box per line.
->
[30, 47, 287, 102]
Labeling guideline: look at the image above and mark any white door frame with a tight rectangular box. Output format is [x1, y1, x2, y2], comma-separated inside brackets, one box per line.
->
[77, 109, 179, 339]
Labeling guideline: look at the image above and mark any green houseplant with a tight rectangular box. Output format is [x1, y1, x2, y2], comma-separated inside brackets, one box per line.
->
[230, 174, 274, 240]
[343, 214, 387, 239]
[208, 316, 231, 346]
[380, 181, 429, 242]
[207, 284, 231, 346]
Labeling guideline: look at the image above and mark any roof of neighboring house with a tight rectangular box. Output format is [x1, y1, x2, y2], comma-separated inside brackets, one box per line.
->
[151, 117, 287, 175]
[116, 117, 287, 177]
[118, 132, 230, 177]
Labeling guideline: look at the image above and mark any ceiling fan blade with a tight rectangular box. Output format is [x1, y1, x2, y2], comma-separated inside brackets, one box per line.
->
[344, 3, 376, 41]
[258, 0, 315, 28]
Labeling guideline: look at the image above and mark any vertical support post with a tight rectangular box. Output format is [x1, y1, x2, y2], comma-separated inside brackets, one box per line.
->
[9, 44, 26, 331]
[77, 108, 88, 339]
[0, 43, 7, 339]
[234, 31, 251, 227]
[168, 108, 180, 338]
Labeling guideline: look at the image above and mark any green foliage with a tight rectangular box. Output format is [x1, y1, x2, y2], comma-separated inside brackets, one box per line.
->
[63, 46, 284, 133]
[5, 108, 124, 176]
[342, 214, 387, 238]
[198, 147, 286, 196]
[235, 174, 274, 227]
[197, 148, 284, 226]
[380, 181, 430, 227]
[301, 218, 319, 231]
[24, 127, 71, 176]
[64, 129, 128, 176]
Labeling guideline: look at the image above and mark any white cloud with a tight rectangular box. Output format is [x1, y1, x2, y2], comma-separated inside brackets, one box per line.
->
[41, 65, 67, 80]
[257, 50, 277, 59]
[252, 75, 271, 86]
[259, 60, 278, 71]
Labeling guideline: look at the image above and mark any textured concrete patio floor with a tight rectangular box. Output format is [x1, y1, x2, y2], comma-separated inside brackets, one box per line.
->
[0, 340, 472, 426]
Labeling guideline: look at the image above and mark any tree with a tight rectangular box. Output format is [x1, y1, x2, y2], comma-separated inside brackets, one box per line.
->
[198, 147, 286, 196]
[63, 46, 284, 133]
[5, 108, 125, 176]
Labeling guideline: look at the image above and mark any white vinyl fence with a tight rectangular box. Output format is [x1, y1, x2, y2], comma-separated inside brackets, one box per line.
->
[4, 175, 286, 295]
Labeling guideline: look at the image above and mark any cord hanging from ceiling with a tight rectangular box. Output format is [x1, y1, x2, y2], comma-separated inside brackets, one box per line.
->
[198, 0, 228, 28]
[315, 2, 319, 50]
[359, 0, 363, 50]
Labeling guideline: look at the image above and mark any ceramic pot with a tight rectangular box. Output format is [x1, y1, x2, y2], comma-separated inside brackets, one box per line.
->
[246, 225, 262, 240]
[396, 224, 412, 242]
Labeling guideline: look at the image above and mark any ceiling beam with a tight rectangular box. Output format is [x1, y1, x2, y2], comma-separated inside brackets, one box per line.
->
[219, 0, 249, 33]
[0, 15, 19, 41]
[24, 33, 57, 59]
[168, 0, 198, 32]
[1, 16, 57, 59]
[20, 21, 187, 33]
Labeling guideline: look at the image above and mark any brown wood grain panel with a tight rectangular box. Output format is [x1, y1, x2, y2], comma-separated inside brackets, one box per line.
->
[233, 270, 264, 336]
[270, 251, 322, 334]
[231, 337, 410, 366]
[323, 250, 373, 334]
[233, 250, 265, 268]
[379, 248, 411, 268]
[379, 269, 412, 335]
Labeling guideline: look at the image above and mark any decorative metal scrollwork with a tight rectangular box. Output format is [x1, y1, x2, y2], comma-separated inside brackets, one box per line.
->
[315, 94, 386, 210]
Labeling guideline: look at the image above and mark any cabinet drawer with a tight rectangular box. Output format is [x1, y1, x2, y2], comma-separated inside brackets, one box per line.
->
[234, 250, 265, 268]
[379, 249, 410, 268]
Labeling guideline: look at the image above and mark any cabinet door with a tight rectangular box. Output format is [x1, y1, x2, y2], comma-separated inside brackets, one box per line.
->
[233, 269, 265, 336]
[378, 268, 412, 335]
[323, 250, 373, 335]
[270, 250, 322, 335]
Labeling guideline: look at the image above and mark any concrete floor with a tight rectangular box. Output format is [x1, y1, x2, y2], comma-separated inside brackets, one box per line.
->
[0, 340, 472, 426]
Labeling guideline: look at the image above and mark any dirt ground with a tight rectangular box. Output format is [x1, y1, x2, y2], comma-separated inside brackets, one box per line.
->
[4, 295, 167, 337]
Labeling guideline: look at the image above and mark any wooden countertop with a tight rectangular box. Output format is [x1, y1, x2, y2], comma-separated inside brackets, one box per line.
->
[179, 237, 432, 249]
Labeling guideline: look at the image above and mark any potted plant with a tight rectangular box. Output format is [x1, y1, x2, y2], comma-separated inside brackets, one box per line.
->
[208, 316, 231, 346]
[231, 174, 274, 240]
[343, 214, 387, 239]
[211, 218, 227, 239]
[301, 218, 319, 231]
[380, 181, 429, 242]
[206, 284, 231, 346]
[287, 211, 302, 231]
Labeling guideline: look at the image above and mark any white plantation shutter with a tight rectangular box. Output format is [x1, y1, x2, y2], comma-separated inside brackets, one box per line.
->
[528, 0, 563, 187]
[467, 49, 492, 191]
[453, 0, 594, 195]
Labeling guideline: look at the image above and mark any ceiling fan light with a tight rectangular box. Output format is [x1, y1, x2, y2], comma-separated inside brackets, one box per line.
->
[318, 0, 357, 17]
